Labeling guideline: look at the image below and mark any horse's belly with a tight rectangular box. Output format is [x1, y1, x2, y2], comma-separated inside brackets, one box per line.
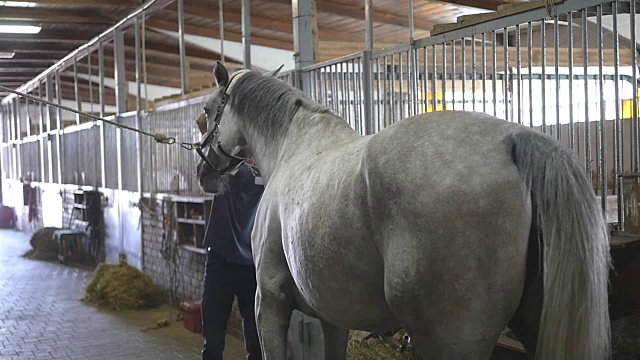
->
[285, 233, 400, 331]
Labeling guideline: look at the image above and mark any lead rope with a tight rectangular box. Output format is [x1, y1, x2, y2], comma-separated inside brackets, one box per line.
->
[0, 84, 183, 146]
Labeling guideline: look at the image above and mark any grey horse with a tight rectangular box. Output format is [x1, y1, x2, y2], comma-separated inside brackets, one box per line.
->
[196, 62, 611, 360]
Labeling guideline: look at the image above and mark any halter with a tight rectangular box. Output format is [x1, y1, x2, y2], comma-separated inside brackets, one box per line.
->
[191, 71, 250, 175]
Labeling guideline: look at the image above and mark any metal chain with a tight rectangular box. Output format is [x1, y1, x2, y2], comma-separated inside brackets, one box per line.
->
[0, 84, 180, 145]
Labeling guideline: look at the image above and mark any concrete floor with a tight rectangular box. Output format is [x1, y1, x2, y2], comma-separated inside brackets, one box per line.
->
[0, 229, 247, 360]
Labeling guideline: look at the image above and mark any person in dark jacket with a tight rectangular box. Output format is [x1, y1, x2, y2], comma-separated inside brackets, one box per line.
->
[201, 163, 264, 360]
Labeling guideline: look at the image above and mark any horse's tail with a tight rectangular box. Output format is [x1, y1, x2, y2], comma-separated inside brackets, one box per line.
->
[511, 130, 611, 360]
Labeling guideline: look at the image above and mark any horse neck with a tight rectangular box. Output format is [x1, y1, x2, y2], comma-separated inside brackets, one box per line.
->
[243, 107, 358, 181]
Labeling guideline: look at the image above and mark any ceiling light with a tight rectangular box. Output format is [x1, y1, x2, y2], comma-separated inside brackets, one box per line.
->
[0, 2, 36, 7]
[0, 25, 41, 34]
[0, 52, 15, 59]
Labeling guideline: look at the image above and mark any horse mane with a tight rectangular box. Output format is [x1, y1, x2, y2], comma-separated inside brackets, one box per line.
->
[228, 71, 332, 141]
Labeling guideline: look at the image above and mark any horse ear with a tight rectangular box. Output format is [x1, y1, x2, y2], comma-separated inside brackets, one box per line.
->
[264, 64, 284, 78]
[213, 61, 229, 88]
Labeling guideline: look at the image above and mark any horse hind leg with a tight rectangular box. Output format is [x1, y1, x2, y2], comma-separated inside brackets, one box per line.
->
[320, 320, 349, 360]
[506, 225, 543, 358]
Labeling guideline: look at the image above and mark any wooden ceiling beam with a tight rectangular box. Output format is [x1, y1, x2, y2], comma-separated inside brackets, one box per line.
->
[28, 0, 142, 5]
[0, 32, 91, 44]
[176, 4, 357, 43]
[430, 0, 520, 11]
[0, 42, 77, 52]
[262, 0, 434, 31]
[122, 31, 224, 61]
[146, 18, 294, 51]
[0, 7, 117, 24]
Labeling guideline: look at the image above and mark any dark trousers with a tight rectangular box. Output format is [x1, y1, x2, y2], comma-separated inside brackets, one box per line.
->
[201, 252, 262, 360]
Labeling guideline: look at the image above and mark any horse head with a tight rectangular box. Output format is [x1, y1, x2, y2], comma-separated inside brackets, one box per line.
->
[196, 62, 283, 193]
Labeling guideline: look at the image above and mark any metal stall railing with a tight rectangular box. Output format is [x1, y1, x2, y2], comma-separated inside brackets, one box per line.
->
[145, 97, 206, 195]
[301, 53, 367, 135]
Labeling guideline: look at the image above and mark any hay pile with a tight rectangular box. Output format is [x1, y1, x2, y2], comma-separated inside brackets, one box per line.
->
[347, 332, 416, 360]
[23, 227, 61, 261]
[83, 260, 165, 311]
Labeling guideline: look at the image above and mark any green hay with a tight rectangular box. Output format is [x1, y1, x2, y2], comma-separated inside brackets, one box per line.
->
[23, 227, 61, 261]
[347, 332, 416, 360]
[83, 260, 165, 311]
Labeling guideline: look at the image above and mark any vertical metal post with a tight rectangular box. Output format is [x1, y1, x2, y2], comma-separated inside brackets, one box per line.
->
[632, 0, 639, 172]
[98, 42, 106, 188]
[178, 0, 188, 94]
[583, 9, 591, 178]
[38, 82, 45, 182]
[541, 21, 546, 131]
[362, 0, 374, 135]
[242, 0, 252, 69]
[597, 5, 606, 212]
[516, 25, 521, 124]
[114, 30, 126, 191]
[114, 30, 127, 114]
[293, 0, 317, 96]
[55, 69, 62, 185]
[568, 11, 575, 150]
[554, 16, 560, 140]
[135, 16, 143, 195]
[45, 76, 53, 183]
[504, 28, 509, 122]
[74, 58, 81, 125]
[613, 0, 623, 230]
[365, 0, 373, 52]
[45, 79, 52, 133]
[219, 0, 225, 64]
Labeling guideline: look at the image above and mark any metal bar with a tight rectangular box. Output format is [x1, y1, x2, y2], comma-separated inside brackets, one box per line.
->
[399, 52, 404, 119]
[45, 76, 53, 133]
[422, 47, 427, 114]
[114, 30, 127, 114]
[527, 23, 533, 127]
[1, 0, 174, 104]
[74, 58, 81, 125]
[98, 41, 106, 189]
[482, 33, 487, 114]
[614, 0, 623, 230]
[242, 0, 253, 69]
[99, 43, 105, 119]
[492, 30, 497, 117]
[554, 15, 560, 140]
[451, 40, 456, 110]
[38, 83, 44, 181]
[365, 0, 373, 51]
[431, 47, 436, 113]
[516, 25, 521, 124]
[178, 0, 187, 94]
[409, 0, 414, 41]
[391, 55, 396, 123]
[541, 20, 546, 132]
[377, 57, 382, 132]
[219, 0, 225, 64]
[462, 37, 466, 111]
[135, 16, 143, 194]
[346, 61, 352, 126]
[88, 52, 94, 115]
[383, 57, 388, 127]
[472, 35, 476, 112]
[568, 11, 575, 149]
[503, 28, 509, 122]
[441, 42, 446, 111]
[362, 52, 374, 135]
[597, 4, 606, 212]
[55, 68, 62, 184]
[632, 0, 639, 172]
[583, 9, 591, 178]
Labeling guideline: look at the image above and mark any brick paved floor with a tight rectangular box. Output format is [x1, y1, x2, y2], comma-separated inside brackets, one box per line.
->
[0, 229, 247, 360]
